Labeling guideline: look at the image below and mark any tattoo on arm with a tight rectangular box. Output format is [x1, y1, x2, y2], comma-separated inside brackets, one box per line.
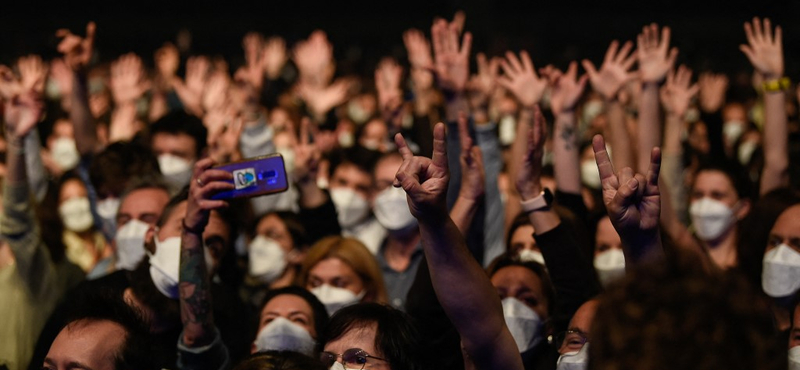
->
[179, 245, 213, 327]
[560, 124, 576, 151]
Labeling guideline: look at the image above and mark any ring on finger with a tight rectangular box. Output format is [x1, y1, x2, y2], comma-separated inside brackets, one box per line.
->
[196, 177, 204, 187]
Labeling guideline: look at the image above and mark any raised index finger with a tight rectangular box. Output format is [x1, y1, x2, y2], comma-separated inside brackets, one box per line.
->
[592, 134, 615, 181]
[647, 146, 662, 187]
[457, 112, 472, 154]
[431, 122, 448, 169]
[395, 133, 414, 160]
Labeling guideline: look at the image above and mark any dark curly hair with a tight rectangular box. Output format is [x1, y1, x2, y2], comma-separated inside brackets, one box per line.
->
[589, 257, 785, 370]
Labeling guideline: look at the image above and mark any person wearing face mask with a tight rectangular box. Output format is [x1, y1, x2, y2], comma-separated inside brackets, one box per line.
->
[29, 187, 251, 369]
[592, 216, 626, 288]
[252, 287, 329, 356]
[553, 300, 598, 370]
[149, 111, 207, 195]
[788, 295, 800, 370]
[56, 174, 110, 274]
[761, 204, 800, 335]
[87, 179, 171, 279]
[298, 236, 388, 316]
[326, 148, 386, 254]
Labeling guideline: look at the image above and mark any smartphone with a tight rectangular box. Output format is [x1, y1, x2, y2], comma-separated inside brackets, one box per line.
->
[210, 154, 289, 200]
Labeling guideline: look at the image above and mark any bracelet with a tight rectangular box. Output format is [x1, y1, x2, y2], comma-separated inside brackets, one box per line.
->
[763, 77, 790, 93]
[182, 219, 205, 235]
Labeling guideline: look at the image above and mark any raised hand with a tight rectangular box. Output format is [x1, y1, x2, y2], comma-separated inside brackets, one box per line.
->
[262, 37, 288, 80]
[108, 102, 139, 143]
[293, 117, 321, 184]
[293, 30, 333, 87]
[582, 40, 637, 100]
[659, 65, 699, 118]
[636, 24, 678, 84]
[593, 134, 662, 253]
[394, 123, 450, 221]
[185, 158, 234, 234]
[467, 53, 499, 109]
[238, 32, 266, 91]
[498, 51, 547, 109]
[404, 28, 434, 70]
[56, 22, 96, 71]
[202, 70, 230, 114]
[697, 72, 728, 113]
[208, 117, 243, 164]
[4, 90, 44, 140]
[18, 55, 47, 95]
[375, 57, 404, 119]
[173, 56, 210, 115]
[297, 78, 352, 118]
[110, 53, 150, 105]
[431, 19, 472, 93]
[456, 113, 485, 202]
[740, 17, 783, 80]
[514, 105, 547, 200]
[547, 61, 588, 114]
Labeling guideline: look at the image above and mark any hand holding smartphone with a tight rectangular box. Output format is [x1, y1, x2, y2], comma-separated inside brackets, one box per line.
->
[210, 154, 289, 200]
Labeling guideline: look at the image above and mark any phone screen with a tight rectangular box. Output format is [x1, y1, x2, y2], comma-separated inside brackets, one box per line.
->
[210, 154, 289, 200]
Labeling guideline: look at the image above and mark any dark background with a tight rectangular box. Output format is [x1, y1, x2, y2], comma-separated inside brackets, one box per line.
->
[2, 0, 798, 79]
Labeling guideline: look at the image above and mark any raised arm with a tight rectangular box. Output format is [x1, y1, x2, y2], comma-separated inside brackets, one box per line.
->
[180, 159, 233, 348]
[582, 40, 637, 171]
[56, 22, 99, 155]
[546, 62, 589, 195]
[2, 87, 57, 299]
[740, 17, 789, 195]
[432, 18, 472, 122]
[394, 124, 522, 370]
[593, 135, 663, 264]
[450, 114, 485, 234]
[636, 23, 677, 174]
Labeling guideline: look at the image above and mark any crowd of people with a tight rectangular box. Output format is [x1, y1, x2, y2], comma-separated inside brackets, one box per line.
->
[0, 11, 798, 370]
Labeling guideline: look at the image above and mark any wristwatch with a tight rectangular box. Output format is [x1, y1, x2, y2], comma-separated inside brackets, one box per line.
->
[520, 188, 554, 213]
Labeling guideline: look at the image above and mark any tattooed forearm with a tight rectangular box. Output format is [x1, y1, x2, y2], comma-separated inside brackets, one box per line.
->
[179, 234, 215, 346]
[559, 123, 576, 151]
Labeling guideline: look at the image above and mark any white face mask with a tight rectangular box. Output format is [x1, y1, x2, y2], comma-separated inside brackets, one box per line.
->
[502, 297, 543, 353]
[788, 345, 800, 370]
[582, 100, 604, 125]
[276, 147, 296, 178]
[373, 187, 417, 231]
[723, 120, 745, 144]
[97, 197, 120, 221]
[311, 284, 365, 316]
[580, 161, 601, 189]
[347, 100, 371, 125]
[518, 249, 545, 265]
[248, 236, 287, 284]
[761, 244, 800, 298]
[499, 115, 517, 146]
[51, 137, 80, 171]
[158, 154, 193, 192]
[114, 219, 150, 271]
[59, 197, 94, 233]
[689, 197, 737, 241]
[329, 362, 361, 370]
[253, 316, 316, 356]
[556, 342, 589, 370]
[148, 235, 215, 299]
[594, 249, 626, 288]
[330, 188, 370, 228]
[737, 141, 758, 165]
[338, 131, 355, 148]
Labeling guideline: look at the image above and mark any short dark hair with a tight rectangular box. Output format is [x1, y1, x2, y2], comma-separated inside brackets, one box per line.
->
[89, 141, 162, 199]
[232, 350, 326, 370]
[589, 258, 785, 370]
[693, 161, 755, 201]
[327, 146, 381, 180]
[62, 288, 158, 370]
[149, 110, 208, 159]
[259, 286, 329, 349]
[322, 303, 423, 370]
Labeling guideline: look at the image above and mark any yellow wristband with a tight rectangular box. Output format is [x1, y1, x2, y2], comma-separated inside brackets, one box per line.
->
[762, 77, 790, 93]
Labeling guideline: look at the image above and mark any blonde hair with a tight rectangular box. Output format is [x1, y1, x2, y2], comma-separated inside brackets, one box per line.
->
[298, 236, 388, 304]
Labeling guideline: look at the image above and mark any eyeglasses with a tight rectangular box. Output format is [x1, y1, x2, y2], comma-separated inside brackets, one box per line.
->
[552, 330, 589, 352]
[320, 348, 388, 369]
